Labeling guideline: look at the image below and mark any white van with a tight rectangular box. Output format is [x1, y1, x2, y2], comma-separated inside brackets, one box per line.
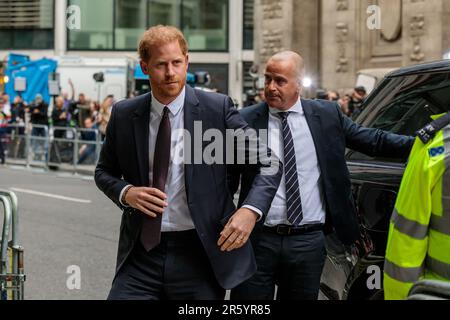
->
[55, 56, 136, 101]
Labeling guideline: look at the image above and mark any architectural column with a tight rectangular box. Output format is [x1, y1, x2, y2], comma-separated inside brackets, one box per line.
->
[403, 0, 447, 65]
[320, 0, 357, 93]
[229, 0, 244, 106]
[54, 0, 68, 57]
[254, 0, 294, 72]
[291, 0, 320, 94]
[443, 0, 450, 57]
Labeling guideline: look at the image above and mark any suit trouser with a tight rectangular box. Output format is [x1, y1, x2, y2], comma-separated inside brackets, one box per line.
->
[231, 229, 326, 300]
[108, 229, 225, 300]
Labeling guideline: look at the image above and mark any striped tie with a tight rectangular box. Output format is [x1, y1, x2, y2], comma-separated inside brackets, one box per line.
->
[278, 112, 303, 226]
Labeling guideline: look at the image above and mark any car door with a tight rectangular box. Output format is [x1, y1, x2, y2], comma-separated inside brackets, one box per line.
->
[321, 70, 450, 300]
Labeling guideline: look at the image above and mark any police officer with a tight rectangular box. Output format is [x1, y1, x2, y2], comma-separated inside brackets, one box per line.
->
[384, 113, 450, 300]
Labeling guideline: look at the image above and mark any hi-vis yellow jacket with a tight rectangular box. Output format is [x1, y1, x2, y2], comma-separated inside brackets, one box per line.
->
[384, 115, 450, 300]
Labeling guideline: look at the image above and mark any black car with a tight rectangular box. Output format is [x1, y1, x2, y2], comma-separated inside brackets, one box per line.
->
[320, 60, 450, 300]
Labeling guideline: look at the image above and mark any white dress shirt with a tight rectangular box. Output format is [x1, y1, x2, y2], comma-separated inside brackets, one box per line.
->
[120, 87, 194, 231]
[148, 87, 195, 231]
[265, 98, 326, 227]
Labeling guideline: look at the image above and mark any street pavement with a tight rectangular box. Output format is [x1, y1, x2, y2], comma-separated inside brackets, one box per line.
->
[0, 165, 120, 300]
[0, 165, 332, 300]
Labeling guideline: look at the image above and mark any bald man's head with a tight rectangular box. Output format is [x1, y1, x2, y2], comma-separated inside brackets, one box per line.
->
[264, 51, 305, 110]
[55, 96, 64, 109]
[267, 51, 305, 85]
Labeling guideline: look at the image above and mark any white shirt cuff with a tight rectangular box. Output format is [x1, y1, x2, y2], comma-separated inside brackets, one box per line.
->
[242, 205, 263, 222]
[119, 184, 133, 207]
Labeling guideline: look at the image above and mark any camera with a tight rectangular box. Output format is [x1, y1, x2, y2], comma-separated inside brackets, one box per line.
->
[194, 71, 211, 86]
[93, 72, 104, 82]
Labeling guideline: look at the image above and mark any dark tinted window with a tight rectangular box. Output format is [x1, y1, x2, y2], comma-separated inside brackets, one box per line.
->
[243, 0, 254, 50]
[0, 0, 54, 49]
[347, 72, 450, 162]
[0, 29, 54, 50]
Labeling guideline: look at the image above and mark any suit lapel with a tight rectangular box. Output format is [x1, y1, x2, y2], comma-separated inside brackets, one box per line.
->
[253, 102, 269, 132]
[246, 103, 271, 165]
[132, 93, 152, 186]
[301, 99, 326, 170]
[183, 86, 200, 198]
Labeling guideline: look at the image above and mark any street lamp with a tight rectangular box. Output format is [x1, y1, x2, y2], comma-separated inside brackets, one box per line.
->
[303, 77, 312, 88]
[93, 72, 104, 102]
[302, 77, 314, 99]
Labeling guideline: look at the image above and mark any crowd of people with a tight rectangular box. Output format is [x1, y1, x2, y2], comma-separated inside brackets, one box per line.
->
[0, 87, 114, 165]
[244, 83, 368, 120]
[315, 86, 368, 118]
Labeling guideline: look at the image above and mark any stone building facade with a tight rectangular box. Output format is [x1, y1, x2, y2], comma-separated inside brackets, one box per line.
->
[254, 0, 450, 94]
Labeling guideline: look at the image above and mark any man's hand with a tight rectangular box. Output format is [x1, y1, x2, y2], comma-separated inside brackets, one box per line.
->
[217, 208, 258, 252]
[125, 187, 168, 218]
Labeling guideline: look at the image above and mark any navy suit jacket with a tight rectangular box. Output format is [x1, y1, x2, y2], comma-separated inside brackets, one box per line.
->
[94, 86, 282, 289]
[228, 99, 414, 245]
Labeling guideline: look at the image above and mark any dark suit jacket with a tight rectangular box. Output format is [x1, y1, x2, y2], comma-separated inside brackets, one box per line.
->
[94, 86, 282, 289]
[228, 99, 414, 245]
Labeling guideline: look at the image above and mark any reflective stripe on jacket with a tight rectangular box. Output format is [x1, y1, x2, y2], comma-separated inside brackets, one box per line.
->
[384, 116, 450, 300]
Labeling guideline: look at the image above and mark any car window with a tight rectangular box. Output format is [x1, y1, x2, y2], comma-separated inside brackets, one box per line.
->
[347, 72, 450, 163]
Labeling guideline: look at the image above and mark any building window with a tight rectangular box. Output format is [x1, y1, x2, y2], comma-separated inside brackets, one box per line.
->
[243, 0, 253, 50]
[181, 0, 228, 51]
[68, 0, 114, 50]
[148, 0, 180, 27]
[115, 0, 147, 50]
[68, 0, 228, 51]
[0, 0, 54, 50]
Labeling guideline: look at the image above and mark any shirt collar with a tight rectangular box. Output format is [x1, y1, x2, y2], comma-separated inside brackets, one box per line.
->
[268, 97, 303, 116]
[151, 86, 186, 117]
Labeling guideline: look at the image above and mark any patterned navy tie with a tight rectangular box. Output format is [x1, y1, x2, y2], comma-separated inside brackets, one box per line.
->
[278, 112, 303, 226]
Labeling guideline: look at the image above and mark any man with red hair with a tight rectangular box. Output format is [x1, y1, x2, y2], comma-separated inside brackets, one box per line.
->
[95, 25, 281, 300]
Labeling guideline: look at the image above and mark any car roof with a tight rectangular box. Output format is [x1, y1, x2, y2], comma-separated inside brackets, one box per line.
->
[357, 68, 396, 79]
[388, 60, 450, 78]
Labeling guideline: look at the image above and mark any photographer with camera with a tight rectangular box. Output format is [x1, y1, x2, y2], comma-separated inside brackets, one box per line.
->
[51, 96, 68, 138]
[28, 94, 49, 134]
[26, 94, 49, 161]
